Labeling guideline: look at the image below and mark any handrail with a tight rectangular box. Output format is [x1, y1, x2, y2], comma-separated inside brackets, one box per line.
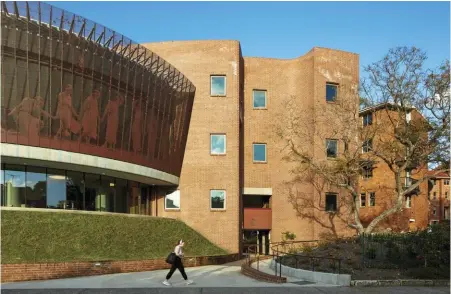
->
[270, 240, 342, 278]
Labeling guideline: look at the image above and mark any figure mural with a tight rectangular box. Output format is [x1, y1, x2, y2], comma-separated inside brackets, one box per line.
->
[8, 96, 57, 144]
[55, 84, 80, 138]
[102, 94, 124, 149]
[79, 89, 101, 144]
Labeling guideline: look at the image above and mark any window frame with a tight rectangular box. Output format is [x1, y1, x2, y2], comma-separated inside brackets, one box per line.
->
[363, 113, 373, 126]
[325, 192, 338, 212]
[253, 143, 267, 163]
[362, 139, 373, 153]
[445, 180, 450, 185]
[210, 75, 227, 97]
[210, 134, 227, 155]
[369, 192, 376, 207]
[210, 189, 226, 211]
[362, 166, 373, 179]
[433, 192, 437, 200]
[326, 139, 338, 158]
[433, 207, 437, 216]
[164, 190, 181, 211]
[405, 195, 412, 208]
[360, 193, 366, 207]
[326, 82, 339, 103]
[253, 89, 267, 109]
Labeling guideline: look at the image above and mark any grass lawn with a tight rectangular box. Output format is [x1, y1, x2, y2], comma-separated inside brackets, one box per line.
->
[1, 210, 228, 264]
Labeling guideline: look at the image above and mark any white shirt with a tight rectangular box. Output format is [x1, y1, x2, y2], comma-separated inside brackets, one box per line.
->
[174, 245, 184, 257]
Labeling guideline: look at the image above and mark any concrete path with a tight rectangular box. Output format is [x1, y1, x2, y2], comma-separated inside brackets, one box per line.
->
[2, 261, 449, 293]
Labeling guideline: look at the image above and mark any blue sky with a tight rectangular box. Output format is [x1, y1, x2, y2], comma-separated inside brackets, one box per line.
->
[50, 1, 449, 71]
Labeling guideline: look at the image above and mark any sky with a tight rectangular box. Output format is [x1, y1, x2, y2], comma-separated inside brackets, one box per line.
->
[48, 1, 450, 73]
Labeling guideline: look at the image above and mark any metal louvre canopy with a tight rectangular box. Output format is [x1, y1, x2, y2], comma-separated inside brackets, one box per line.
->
[0, 1, 195, 178]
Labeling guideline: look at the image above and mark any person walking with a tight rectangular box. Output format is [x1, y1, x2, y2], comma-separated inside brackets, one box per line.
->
[163, 240, 193, 286]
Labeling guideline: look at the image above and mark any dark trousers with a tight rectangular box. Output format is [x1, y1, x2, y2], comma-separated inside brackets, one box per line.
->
[166, 256, 188, 280]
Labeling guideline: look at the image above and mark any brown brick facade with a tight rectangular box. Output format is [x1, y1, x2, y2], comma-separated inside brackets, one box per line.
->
[143, 41, 361, 252]
[1, 254, 240, 283]
[428, 172, 450, 224]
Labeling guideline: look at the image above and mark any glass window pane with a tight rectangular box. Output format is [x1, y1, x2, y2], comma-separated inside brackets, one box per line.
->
[253, 90, 267, 108]
[66, 171, 84, 210]
[211, 76, 226, 96]
[26, 166, 47, 208]
[326, 83, 337, 102]
[3, 165, 26, 207]
[253, 144, 267, 162]
[114, 179, 128, 213]
[47, 169, 66, 209]
[165, 190, 180, 210]
[98, 176, 114, 212]
[211, 134, 226, 155]
[326, 139, 338, 158]
[211, 190, 226, 209]
[360, 193, 366, 207]
[325, 193, 337, 212]
[84, 173, 101, 211]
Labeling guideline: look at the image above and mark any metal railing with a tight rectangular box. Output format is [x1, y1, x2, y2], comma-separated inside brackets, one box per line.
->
[270, 240, 342, 278]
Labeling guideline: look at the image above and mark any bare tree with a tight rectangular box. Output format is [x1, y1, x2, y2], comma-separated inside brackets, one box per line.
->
[277, 47, 450, 235]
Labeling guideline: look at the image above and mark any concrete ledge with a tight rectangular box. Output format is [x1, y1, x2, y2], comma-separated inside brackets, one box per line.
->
[351, 279, 450, 287]
[270, 259, 351, 286]
[1, 207, 177, 220]
[1, 254, 240, 283]
[241, 264, 287, 283]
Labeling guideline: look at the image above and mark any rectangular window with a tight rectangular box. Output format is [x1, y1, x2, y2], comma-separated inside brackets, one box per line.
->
[363, 113, 373, 126]
[210, 190, 226, 210]
[433, 208, 437, 215]
[406, 111, 412, 123]
[211, 134, 226, 155]
[362, 139, 373, 153]
[326, 83, 338, 102]
[362, 166, 373, 179]
[253, 90, 267, 109]
[326, 139, 338, 158]
[325, 193, 337, 212]
[360, 193, 366, 207]
[445, 180, 450, 185]
[165, 190, 180, 210]
[433, 192, 437, 200]
[405, 196, 412, 208]
[211, 75, 226, 96]
[253, 143, 267, 163]
[369, 192, 376, 207]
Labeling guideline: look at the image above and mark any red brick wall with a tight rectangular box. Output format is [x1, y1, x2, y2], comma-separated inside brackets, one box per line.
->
[1, 254, 240, 283]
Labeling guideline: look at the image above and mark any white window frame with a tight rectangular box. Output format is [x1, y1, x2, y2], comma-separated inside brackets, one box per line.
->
[326, 139, 338, 158]
[360, 193, 366, 207]
[210, 75, 227, 97]
[210, 134, 226, 155]
[445, 180, 450, 185]
[363, 113, 373, 126]
[406, 111, 412, 123]
[369, 192, 376, 207]
[253, 90, 267, 109]
[253, 143, 267, 163]
[362, 139, 372, 153]
[405, 196, 412, 208]
[165, 190, 181, 210]
[210, 189, 226, 210]
[326, 82, 338, 102]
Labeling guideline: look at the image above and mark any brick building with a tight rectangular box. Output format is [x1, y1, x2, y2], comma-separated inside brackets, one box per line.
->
[358, 104, 430, 232]
[144, 40, 360, 254]
[428, 170, 450, 224]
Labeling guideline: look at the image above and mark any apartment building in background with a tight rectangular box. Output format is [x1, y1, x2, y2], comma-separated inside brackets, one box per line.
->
[428, 170, 450, 224]
[144, 40, 360, 254]
[358, 104, 429, 232]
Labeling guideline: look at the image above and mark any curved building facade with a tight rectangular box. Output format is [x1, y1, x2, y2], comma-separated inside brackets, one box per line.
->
[0, 1, 195, 213]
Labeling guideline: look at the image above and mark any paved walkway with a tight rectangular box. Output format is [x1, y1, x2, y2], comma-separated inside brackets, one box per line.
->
[2, 260, 449, 294]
